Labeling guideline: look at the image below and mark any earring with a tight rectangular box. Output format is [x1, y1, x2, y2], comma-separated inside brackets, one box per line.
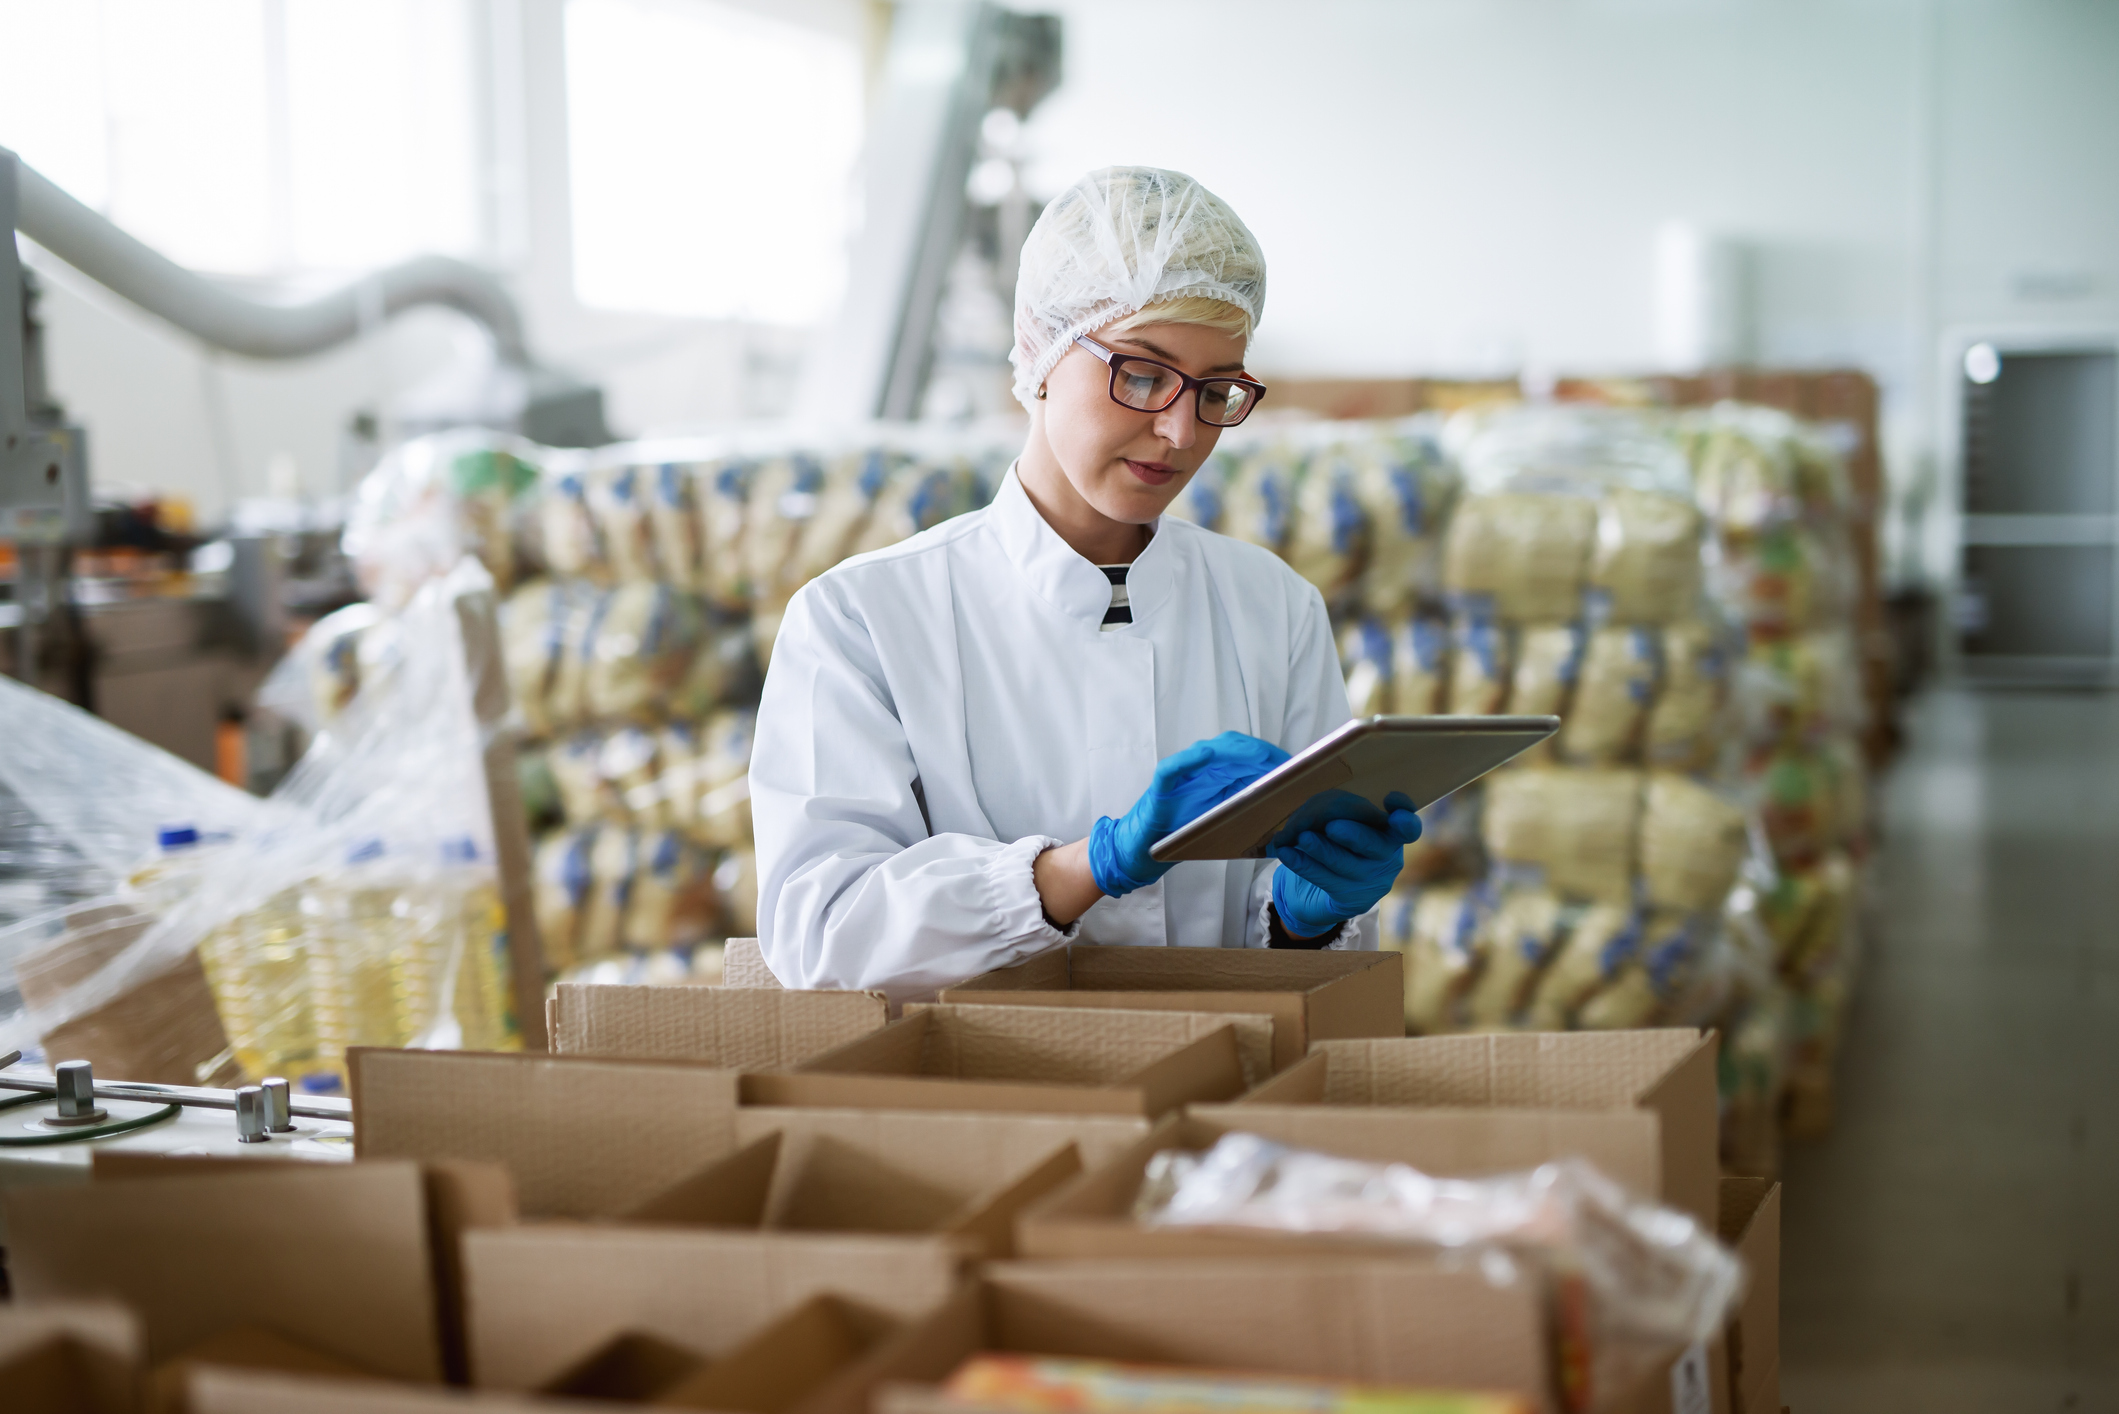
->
[1035, 385, 1047, 400]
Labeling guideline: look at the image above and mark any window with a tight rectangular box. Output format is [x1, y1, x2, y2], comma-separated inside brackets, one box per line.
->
[0, 0, 478, 277]
[564, 0, 864, 325]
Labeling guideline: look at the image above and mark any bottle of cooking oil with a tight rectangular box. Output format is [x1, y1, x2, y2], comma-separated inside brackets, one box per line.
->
[303, 840, 415, 1089]
[426, 838, 518, 1053]
[198, 880, 322, 1087]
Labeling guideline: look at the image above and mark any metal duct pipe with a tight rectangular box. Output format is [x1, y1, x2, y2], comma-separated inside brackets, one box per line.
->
[14, 158, 531, 368]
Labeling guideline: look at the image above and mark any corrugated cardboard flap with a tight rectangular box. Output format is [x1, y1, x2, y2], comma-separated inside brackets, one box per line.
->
[351, 1047, 739, 1220]
[4, 1162, 442, 1383]
[549, 982, 888, 1066]
[463, 1224, 967, 1391]
[0, 1300, 139, 1414]
[1302, 1030, 1709, 1108]
[720, 937, 782, 989]
[1719, 1178, 1781, 1414]
[188, 1367, 640, 1414]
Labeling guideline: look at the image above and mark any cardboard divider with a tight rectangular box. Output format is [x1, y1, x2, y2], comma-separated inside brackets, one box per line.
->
[657, 1293, 904, 1414]
[743, 1004, 1250, 1117]
[187, 1367, 642, 1414]
[548, 982, 889, 1065]
[350, 1047, 740, 1219]
[0, 1302, 141, 1414]
[1213, 1029, 1720, 1226]
[721, 937, 782, 989]
[541, 1331, 710, 1401]
[4, 1163, 444, 1383]
[462, 1224, 967, 1391]
[940, 943, 1406, 1072]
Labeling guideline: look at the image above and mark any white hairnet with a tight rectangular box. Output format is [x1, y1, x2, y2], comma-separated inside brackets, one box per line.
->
[1010, 166, 1267, 411]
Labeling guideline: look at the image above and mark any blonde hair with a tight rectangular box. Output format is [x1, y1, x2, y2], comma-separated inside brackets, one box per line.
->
[1105, 295, 1253, 344]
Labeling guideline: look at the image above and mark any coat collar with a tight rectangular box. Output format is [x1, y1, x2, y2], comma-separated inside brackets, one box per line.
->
[989, 464, 1176, 629]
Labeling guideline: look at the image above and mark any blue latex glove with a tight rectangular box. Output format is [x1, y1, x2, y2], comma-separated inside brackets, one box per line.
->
[1270, 791, 1423, 938]
[1090, 732, 1292, 898]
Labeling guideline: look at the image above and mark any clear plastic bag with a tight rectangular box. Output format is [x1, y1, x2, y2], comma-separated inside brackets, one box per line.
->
[1, 559, 517, 1087]
[1136, 1133, 1744, 1412]
[344, 429, 545, 608]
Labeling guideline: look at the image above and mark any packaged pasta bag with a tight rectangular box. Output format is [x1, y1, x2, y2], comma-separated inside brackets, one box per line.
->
[1822, 733, 1869, 850]
[697, 458, 755, 610]
[1638, 773, 1750, 915]
[532, 827, 597, 973]
[1523, 903, 1640, 1030]
[1284, 451, 1368, 600]
[499, 578, 591, 737]
[1645, 620, 1729, 771]
[1220, 443, 1298, 554]
[1507, 623, 1584, 720]
[1443, 491, 1597, 623]
[586, 465, 658, 583]
[1387, 616, 1449, 716]
[1484, 767, 1642, 905]
[1749, 743, 1833, 869]
[1163, 449, 1231, 531]
[580, 582, 705, 723]
[1399, 782, 1483, 884]
[597, 724, 667, 828]
[648, 461, 704, 591]
[693, 708, 755, 849]
[849, 458, 955, 556]
[446, 442, 541, 593]
[538, 467, 606, 581]
[623, 829, 715, 951]
[1587, 486, 1703, 624]
[672, 617, 763, 720]
[573, 826, 639, 967]
[1353, 427, 1455, 619]
[714, 845, 760, 939]
[744, 454, 827, 616]
[653, 720, 702, 828]
[1577, 912, 1716, 1030]
[1340, 618, 1393, 718]
[1447, 617, 1511, 715]
[1464, 885, 1564, 1027]
[790, 448, 894, 591]
[1403, 883, 1478, 1034]
[547, 731, 607, 826]
[1559, 626, 1661, 764]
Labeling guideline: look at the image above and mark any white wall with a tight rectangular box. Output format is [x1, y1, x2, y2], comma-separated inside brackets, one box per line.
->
[1018, 0, 2119, 580]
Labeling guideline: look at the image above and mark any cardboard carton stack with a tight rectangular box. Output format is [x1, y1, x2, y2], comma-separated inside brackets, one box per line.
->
[1, 953, 1779, 1414]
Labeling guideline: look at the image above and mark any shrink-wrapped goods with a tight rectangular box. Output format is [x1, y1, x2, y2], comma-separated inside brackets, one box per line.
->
[1443, 491, 1596, 624]
[1388, 615, 1449, 716]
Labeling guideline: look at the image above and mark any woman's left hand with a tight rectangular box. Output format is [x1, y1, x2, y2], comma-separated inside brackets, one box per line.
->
[1269, 792, 1422, 939]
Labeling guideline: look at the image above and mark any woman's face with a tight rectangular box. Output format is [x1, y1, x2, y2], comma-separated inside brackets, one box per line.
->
[1033, 319, 1250, 526]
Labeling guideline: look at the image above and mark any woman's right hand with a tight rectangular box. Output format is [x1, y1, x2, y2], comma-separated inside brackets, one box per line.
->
[1088, 731, 1290, 898]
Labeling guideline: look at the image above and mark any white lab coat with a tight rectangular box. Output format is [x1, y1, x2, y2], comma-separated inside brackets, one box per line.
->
[751, 466, 1371, 999]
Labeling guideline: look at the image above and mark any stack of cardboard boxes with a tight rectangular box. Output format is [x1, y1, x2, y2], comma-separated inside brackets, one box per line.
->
[3, 945, 1779, 1414]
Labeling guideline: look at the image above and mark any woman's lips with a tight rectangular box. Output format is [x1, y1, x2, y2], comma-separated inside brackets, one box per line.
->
[1124, 459, 1178, 486]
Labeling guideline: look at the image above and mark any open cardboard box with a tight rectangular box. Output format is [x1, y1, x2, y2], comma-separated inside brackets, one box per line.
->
[820, 1269, 1559, 1413]
[351, 1047, 742, 1219]
[1, 1159, 505, 1391]
[547, 981, 889, 1064]
[187, 1290, 928, 1414]
[460, 1107, 1146, 1391]
[939, 943, 1406, 1072]
[741, 1003, 1251, 1116]
[0, 1301, 142, 1414]
[1718, 1178, 1781, 1414]
[1205, 1029, 1720, 1227]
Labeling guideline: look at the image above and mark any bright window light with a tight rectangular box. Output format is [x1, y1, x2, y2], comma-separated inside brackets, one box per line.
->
[0, 0, 477, 277]
[565, 0, 864, 324]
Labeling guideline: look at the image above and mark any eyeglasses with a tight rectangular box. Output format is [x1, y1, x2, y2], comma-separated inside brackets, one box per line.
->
[1073, 335, 1268, 427]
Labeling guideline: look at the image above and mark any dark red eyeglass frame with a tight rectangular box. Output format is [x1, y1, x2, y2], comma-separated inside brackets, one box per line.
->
[1073, 335, 1269, 426]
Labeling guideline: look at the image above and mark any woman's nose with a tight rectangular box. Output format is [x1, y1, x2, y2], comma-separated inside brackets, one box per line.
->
[1153, 391, 1199, 449]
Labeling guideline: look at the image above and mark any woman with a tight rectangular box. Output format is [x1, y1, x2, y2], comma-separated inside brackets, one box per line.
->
[752, 166, 1419, 998]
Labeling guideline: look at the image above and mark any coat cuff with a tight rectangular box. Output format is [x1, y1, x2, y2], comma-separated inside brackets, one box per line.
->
[990, 834, 1080, 950]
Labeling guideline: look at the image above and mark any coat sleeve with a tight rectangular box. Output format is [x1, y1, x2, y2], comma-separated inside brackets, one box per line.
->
[750, 575, 1074, 1000]
[1243, 581, 1378, 951]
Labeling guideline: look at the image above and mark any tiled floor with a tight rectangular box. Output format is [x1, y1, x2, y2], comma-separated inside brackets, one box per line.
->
[1780, 689, 2119, 1412]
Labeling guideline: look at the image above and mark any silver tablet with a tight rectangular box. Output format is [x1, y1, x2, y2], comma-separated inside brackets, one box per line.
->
[1149, 714, 1560, 863]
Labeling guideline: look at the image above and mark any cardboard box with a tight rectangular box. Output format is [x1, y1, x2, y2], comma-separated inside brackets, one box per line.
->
[148, 1326, 384, 1414]
[1210, 1029, 1720, 1227]
[188, 1292, 916, 1414]
[351, 1047, 740, 1219]
[547, 981, 889, 1065]
[721, 936, 780, 989]
[854, 1269, 1555, 1413]
[0, 1301, 141, 1414]
[939, 942, 1405, 1073]
[1719, 1178, 1781, 1414]
[462, 1223, 965, 1391]
[632, 1107, 1149, 1256]
[742, 1004, 1249, 1117]
[4, 1162, 444, 1383]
